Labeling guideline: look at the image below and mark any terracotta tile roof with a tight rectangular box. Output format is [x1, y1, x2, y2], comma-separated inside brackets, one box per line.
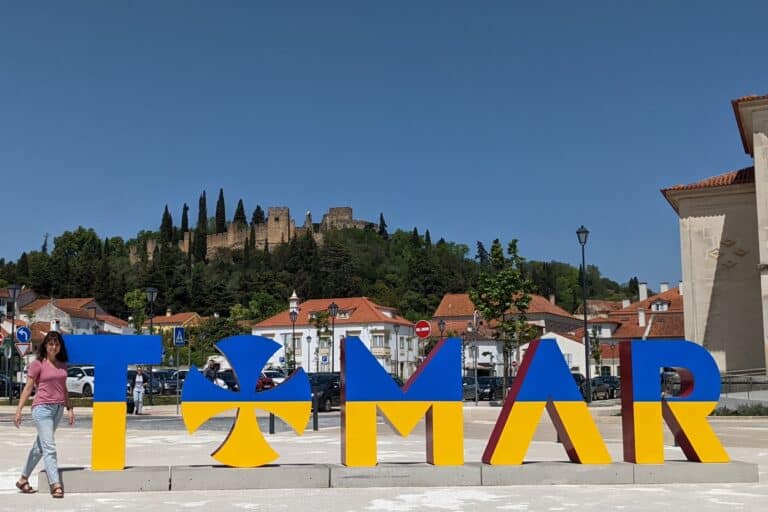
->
[146, 312, 201, 326]
[254, 297, 412, 329]
[608, 287, 683, 315]
[732, 94, 768, 155]
[433, 294, 476, 317]
[97, 314, 129, 328]
[434, 293, 575, 320]
[575, 299, 624, 315]
[570, 311, 684, 342]
[21, 298, 98, 313]
[588, 317, 622, 325]
[662, 166, 754, 194]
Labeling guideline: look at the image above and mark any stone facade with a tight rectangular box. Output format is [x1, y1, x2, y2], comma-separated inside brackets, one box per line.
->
[131, 206, 375, 263]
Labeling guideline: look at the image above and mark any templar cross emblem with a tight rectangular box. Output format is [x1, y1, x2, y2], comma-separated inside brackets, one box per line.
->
[181, 335, 311, 467]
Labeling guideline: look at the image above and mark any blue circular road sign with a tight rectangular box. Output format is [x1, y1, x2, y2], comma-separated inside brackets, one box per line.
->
[16, 326, 31, 343]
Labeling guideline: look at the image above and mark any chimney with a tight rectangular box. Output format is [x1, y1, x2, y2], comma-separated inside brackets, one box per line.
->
[638, 309, 646, 327]
[639, 282, 648, 301]
[548, 294, 556, 305]
[679, 280, 683, 296]
[622, 299, 630, 308]
[165, 308, 172, 317]
[660, 282, 669, 293]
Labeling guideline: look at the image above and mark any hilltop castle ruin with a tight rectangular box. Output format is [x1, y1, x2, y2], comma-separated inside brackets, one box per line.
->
[130, 206, 374, 263]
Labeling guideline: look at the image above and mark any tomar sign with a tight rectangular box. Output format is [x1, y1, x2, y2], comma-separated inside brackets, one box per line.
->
[63, 335, 729, 471]
[414, 320, 431, 339]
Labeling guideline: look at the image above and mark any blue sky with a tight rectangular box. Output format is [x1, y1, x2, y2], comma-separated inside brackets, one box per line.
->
[1, 2, 765, 289]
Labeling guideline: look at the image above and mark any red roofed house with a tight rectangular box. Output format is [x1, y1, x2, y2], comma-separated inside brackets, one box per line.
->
[432, 293, 582, 376]
[252, 296, 415, 378]
[572, 282, 685, 376]
[662, 94, 768, 375]
[144, 309, 202, 334]
[20, 297, 131, 335]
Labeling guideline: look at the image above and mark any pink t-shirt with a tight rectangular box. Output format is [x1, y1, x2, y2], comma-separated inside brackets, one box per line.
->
[27, 359, 67, 408]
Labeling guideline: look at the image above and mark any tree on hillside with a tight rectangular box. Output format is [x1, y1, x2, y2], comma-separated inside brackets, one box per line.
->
[124, 288, 147, 333]
[476, 241, 490, 267]
[252, 205, 265, 225]
[181, 203, 189, 233]
[233, 199, 247, 227]
[469, 239, 533, 398]
[378, 213, 388, 239]
[160, 205, 174, 243]
[215, 188, 227, 234]
[193, 192, 208, 262]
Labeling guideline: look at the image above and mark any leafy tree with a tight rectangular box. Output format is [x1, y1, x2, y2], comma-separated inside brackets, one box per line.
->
[248, 291, 284, 322]
[188, 317, 250, 367]
[215, 188, 227, 234]
[469, 239, 532, 398]
[476, 241, 490, 267]
[124, 288, 147, 333]
[233, 199, 247, 227]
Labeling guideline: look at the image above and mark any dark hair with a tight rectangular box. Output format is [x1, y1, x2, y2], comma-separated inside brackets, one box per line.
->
[36, 331, 69, 363]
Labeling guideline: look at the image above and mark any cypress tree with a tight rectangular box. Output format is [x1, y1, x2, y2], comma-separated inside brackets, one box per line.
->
[41, 233, 49, 254]
[193, 192, 208, 262]
[252, 205, 265, 225]
[424, 229, 432, 248]
[160, 205, 173, 243]
[233, 199, 247, 227]
[215, 188, 227, 234]
[378, 213, 388, 239]
[181, 203, 189, 233]
[249, 224, 257, 251]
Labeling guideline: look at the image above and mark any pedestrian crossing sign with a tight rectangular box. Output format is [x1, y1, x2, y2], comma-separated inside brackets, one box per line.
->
[173, 327, 186, 347]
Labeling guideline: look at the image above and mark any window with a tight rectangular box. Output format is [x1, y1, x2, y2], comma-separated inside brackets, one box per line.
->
[372, 335, 385, 348]
[399, 337, 404, 350]
[651, 301, 669, 312]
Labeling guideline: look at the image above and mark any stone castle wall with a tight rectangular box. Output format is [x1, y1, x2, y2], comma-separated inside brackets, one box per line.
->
[130, 206, 373, 263]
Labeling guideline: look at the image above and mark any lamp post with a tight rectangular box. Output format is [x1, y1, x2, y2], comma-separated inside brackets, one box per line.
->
[576, 225, 592, 403]
[393, 323, 400, 379]
[289, 291, 299, 373]
[146, 287, 158, 406]
[610, 341, 616, 376]
[7, 284, 21, 403]
[306, 335, 312, 372]
[472, 344, 479, 405]
[328, 302, 338, 373]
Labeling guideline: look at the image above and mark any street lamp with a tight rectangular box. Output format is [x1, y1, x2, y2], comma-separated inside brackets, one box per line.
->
[393, 323, 400, 379]
[306, 335, 312, 372]
[438, 319, 446, 339]
[146, 287, 158, 405]
[289, 309, 298, 373]
[328, 302, 338, 372]
[576, 225, 592, 403]
[610, 341, 616, 376]
[472, 344, 479, 405]
[7, 284, 21, 403]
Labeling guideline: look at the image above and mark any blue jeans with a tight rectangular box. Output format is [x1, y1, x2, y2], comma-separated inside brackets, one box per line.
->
[133, 387, 144, 414]
[22, 404, 64, 486]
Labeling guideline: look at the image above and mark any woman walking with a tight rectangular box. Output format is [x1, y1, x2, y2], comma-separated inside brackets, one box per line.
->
[14, 331, 75, 498]
[131, 366, 146, 414]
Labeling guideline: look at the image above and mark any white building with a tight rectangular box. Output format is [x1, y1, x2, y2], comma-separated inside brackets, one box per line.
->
[252, 296, 416, 378]
[518, 331, 587, 376]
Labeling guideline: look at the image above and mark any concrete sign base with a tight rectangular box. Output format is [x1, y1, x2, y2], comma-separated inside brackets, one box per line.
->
[39, 461, 758, 493]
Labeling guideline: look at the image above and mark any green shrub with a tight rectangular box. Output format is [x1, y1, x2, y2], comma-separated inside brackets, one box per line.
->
[712, 404, 768, 416]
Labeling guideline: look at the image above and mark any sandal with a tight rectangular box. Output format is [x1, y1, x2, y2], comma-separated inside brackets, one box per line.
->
[15, 479, 36, 494]
[51, 485, 64, 498]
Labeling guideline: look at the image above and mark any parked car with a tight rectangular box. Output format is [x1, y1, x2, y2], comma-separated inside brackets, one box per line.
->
[170, 369, 188, 389]
[151, 369, 178, 395]
[662, 367, 681, 396]
[263, 369, 286, 384]
[462, 376, 477, 401]
[589, 377, 612, 400]
[571, 373, 587, 399]
[597, 375, 621, 398]
[215, 369, 274, 393]
[0, 375, 24, 398]
[308, 372, 341, 412]
[477, 376, 505, 401]
[67, 366, 95, 397]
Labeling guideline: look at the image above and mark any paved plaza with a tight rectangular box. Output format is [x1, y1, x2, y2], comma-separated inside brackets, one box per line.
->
[0, 402, 766, 511]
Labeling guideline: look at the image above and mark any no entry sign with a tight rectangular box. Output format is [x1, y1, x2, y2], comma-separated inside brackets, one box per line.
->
[414, 320, 431, 339]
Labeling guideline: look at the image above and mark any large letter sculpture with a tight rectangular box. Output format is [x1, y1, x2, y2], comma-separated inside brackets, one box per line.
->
[483, 339, 611, 465]
[621, 339, 728, 463]
[181, 335, 311, 467]
[65, 334, 162, 470]
[341, 336, 463, 466]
